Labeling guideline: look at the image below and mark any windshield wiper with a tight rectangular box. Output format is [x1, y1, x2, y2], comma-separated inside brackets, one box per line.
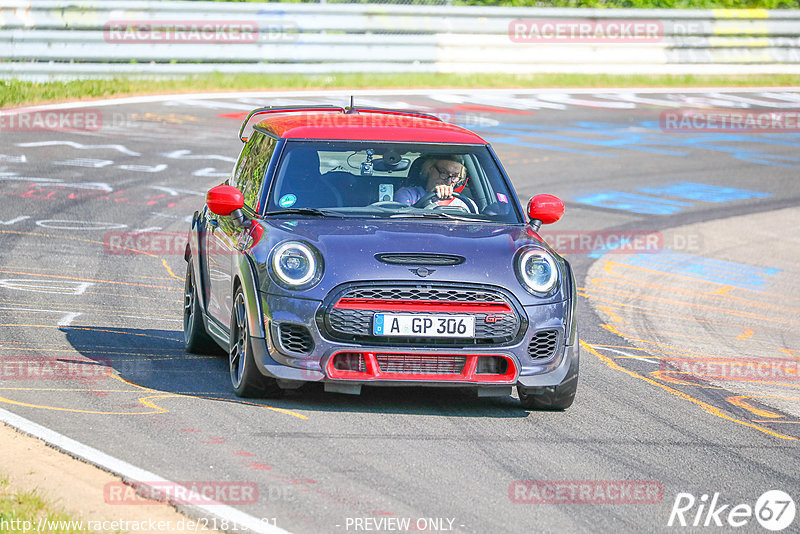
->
[389, 211, 475, 222]
[264, 208, 345, 217]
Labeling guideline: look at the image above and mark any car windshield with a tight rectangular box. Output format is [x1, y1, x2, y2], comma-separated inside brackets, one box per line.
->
[264, 141, 524, 223]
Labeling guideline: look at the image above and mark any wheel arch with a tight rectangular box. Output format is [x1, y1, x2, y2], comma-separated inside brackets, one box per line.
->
[233, 253, 267, 339]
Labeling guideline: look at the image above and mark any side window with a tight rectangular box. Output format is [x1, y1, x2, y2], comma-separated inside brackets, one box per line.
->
[235, 132, 277, 211]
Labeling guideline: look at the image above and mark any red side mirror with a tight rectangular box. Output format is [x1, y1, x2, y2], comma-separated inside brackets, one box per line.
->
[527, 194, 564, 225]
[206, 185, 244, 216]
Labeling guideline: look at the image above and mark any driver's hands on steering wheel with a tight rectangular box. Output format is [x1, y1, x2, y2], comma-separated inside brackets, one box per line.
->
[433, 184, 454, 200]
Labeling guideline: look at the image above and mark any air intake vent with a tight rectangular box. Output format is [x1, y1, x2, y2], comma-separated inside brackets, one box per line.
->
[374, 253, 465, 266]
[528, 330, 559, 360]
[377, 354, 466, 374]
[278, 323, 314, 354]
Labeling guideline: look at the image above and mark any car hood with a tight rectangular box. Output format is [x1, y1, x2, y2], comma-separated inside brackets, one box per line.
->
[250, 217, 565, 304]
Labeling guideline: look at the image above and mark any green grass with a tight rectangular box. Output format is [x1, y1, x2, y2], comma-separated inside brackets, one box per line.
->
[3, 72, 800, 108]
[0, 475, 93, 533]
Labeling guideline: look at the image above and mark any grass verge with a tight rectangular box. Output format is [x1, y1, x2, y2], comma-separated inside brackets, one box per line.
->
[3, 72, 800, 108]
[0, 474, 94, 533]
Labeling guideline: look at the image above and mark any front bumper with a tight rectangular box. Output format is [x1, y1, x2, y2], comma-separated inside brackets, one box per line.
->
[252, 291, 576, 389]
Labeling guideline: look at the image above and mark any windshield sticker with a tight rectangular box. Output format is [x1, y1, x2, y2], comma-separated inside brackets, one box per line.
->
[278, 194, 297, 208]
[379, 184, 394, 202]
[497, 193, 509, 203]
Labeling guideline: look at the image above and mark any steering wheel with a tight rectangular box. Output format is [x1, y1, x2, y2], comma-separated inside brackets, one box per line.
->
[413, 191, 479, 214]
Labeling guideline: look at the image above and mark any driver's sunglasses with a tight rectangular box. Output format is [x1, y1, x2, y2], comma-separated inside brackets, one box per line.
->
[434, 165, 463, 184]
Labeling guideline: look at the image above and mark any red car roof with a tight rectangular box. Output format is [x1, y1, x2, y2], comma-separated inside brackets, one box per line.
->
[256, 113, 487, 144]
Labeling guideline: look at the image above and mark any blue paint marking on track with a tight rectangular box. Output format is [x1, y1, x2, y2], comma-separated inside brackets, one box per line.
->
[476, 121, 800, 168]
[478, 126, 685, 156]
[621, 252, 780, 289]
[638, 182, 772, 202]
[574, 192, 692, 215]
[475, 134, 614, 157]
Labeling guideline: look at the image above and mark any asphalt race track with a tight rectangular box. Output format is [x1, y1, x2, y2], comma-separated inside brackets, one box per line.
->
[1, 88, 799, 533]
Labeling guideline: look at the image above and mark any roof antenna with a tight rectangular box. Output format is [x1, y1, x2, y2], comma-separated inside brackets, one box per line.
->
[345, 95, 358, 114]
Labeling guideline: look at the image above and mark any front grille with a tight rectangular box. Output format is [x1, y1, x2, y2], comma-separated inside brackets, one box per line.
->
[528, 330, 559, 360]
[278, 323, 314, 354]
[322, 284, 523, 346]
[376, 354, 466, 374]
[329, 309, 518, 339]
[374, 253, 465, 266]
[343, 287, 506, 302]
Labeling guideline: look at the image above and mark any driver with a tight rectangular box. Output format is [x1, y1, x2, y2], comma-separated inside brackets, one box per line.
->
[395, 155, 469, 209]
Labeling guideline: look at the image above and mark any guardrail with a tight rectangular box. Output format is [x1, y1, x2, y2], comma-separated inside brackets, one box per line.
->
[1, 1, 799, 80]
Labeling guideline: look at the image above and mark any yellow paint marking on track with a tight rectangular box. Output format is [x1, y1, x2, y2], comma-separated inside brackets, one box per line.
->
[108, 372, 155, 391]
[588, 276, 800, 321]
[0, 324, 182, 342]
[597, 305, 625, 325]
[0, 395, 174, 415]
[649, 370, 723, 389]
[602, 324, 718, 355]
[107, 376, 308, 419]
[581, 341, 797, 441]
[0, 264, 175, 281]
[777, 348, 800, 361]
[735, 328, 755, 340]
[198, 396, 308, 420]
[0, 301, 176, 315]
[0, 388, 139, 392]
[752, 420, 800, 423]
[0, 229, 157, 257]
[162, 259, 183, 281]
[726, 396, 784, 419]
[582, 294, 790, 331]
[586, 299, 767, 339]
[604, 259, 800, 304]
[657, 371, 800, 389]
[710, 285, 736, 296]
[0, 268, 174, 290]
[583, 291, 800, 329]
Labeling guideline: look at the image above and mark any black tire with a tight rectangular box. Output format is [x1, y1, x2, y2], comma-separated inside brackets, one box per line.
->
[183, 259, 218, 354]
[518, 355, 579, 411]
[229, 287, 282, 398]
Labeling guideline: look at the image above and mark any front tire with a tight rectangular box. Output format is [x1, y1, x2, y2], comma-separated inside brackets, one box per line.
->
[229, 287, 282, 398]
[518, 354, 579, 411]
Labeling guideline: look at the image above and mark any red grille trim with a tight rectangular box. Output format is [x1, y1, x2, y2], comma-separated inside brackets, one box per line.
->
[326, 352, 517, 383]
[333, 298, 512, 313]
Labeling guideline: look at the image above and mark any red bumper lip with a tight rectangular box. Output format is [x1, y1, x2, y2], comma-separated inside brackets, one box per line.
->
[325, 351, 518, 384]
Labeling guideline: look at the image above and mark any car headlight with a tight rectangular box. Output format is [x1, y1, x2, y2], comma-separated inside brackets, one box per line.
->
[516, 248, 559, 295]
[269, 241, 323, 289]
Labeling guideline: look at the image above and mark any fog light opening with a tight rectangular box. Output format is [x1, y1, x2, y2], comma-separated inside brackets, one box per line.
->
[332, 352, 366, 372]
[476, 356, 508, 375]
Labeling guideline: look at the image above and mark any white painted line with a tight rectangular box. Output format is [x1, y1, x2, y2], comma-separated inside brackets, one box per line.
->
[56, 312, 81, 327]
[5, 88, 800, 112]
[118, 315, 182, 322]
[0, 306, 81, 327]
[0, 407, 292, 534]
[15, 141, 140, 157]
[598, 346, 659, 365]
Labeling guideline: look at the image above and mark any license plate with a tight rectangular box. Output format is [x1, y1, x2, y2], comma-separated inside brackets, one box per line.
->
[373, 314, 475, 338]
